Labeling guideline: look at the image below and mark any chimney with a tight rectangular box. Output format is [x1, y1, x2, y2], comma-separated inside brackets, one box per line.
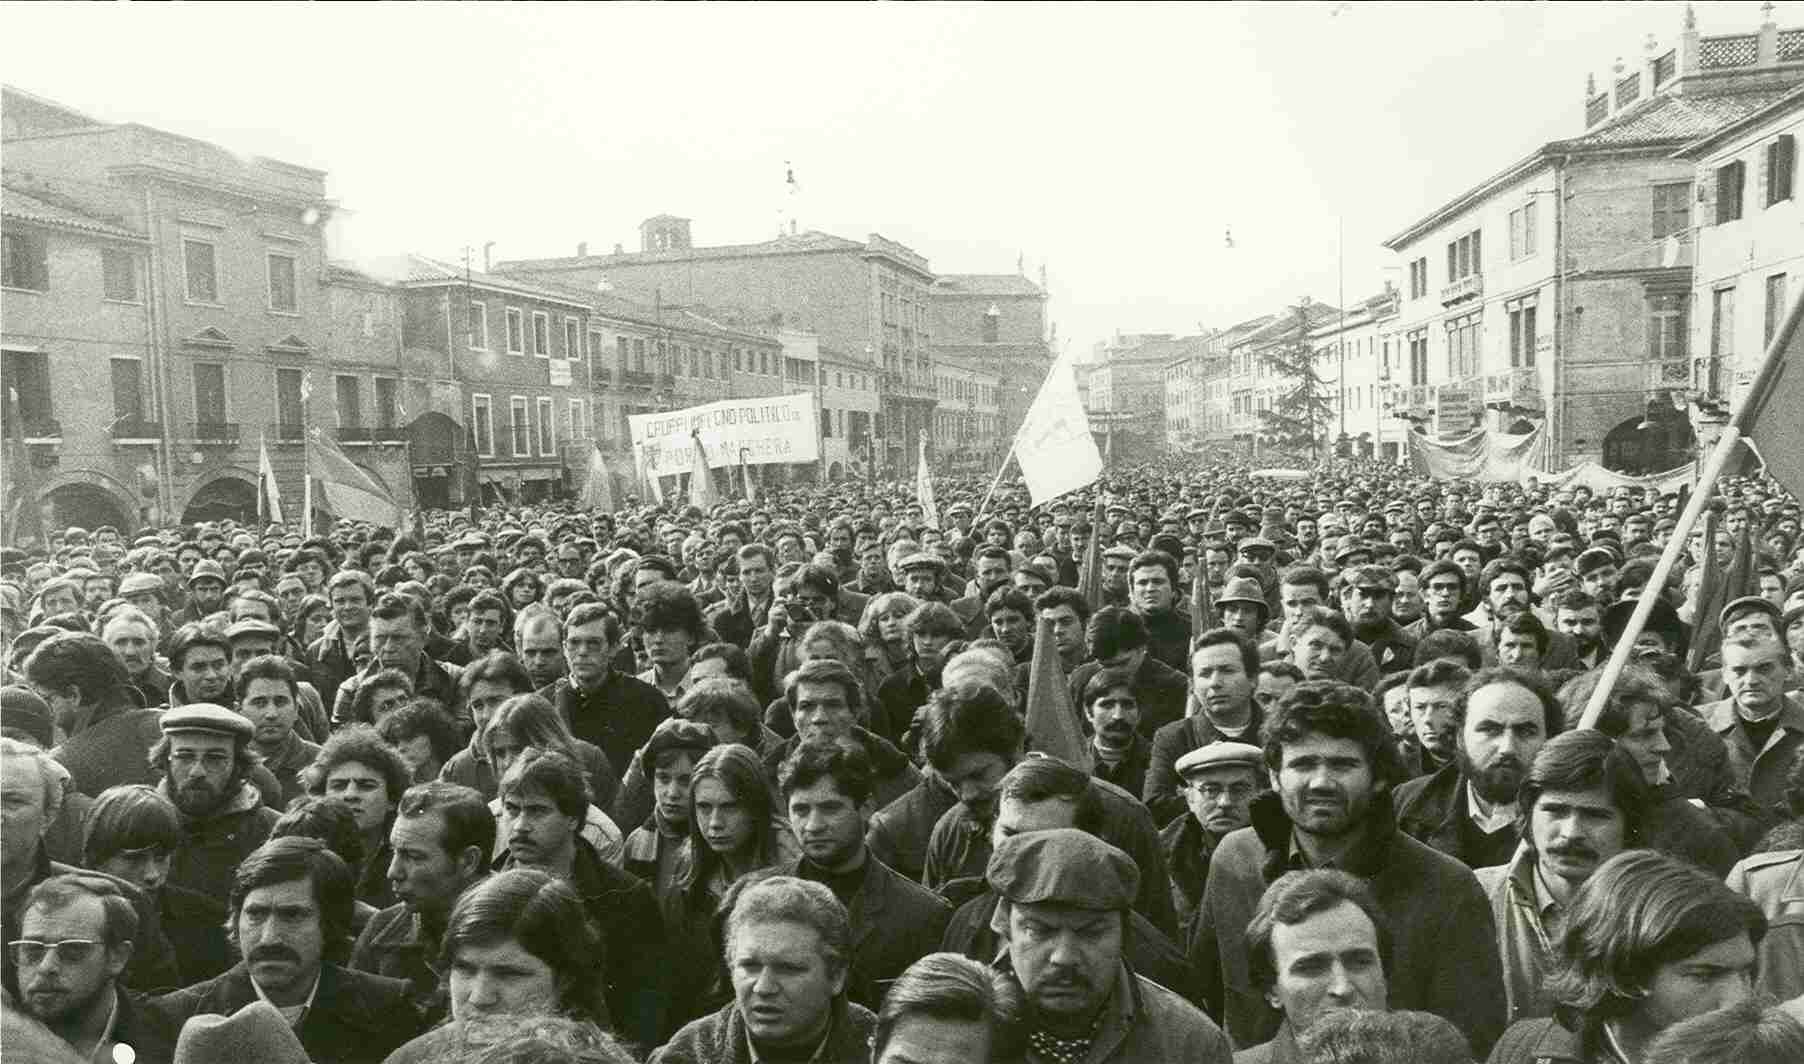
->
[482, 241, 494, 272]
[613, 243, 624, 255]
[577, 242, 588, 257]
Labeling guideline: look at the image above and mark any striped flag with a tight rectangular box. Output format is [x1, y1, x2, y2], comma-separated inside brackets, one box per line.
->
[740, 448, 757, 503]
[307, 429, 396, 526]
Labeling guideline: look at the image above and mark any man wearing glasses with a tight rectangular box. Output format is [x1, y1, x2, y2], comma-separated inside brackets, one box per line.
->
[10, 873, 177, 1064]
[1, 738, 179, 1001]
[1161, 742, 1263, 937]
[150, 703, 281, 904]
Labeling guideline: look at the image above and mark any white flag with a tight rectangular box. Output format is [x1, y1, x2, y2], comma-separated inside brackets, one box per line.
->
[687, 431, 719, 509]
[1013, 351, 1103, 506]
[916, 431, 939, 528]
[258, 432, 283, 526]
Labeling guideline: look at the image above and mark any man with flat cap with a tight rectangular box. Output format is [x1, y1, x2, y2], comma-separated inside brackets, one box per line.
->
[1160, 742, 1263, 937]
[988, 829, 1232, 1063]
[154, 703, 281, 904]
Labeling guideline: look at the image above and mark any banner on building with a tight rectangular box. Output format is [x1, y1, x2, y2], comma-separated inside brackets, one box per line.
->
[629, 393, 819, 475]
[1408, 424, 1547, 483]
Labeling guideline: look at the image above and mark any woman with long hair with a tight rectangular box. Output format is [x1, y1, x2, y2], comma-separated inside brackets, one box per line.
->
[859, 590, 920, 688]
[480, 694, 624, 864]
[662, 742, 798, 1027]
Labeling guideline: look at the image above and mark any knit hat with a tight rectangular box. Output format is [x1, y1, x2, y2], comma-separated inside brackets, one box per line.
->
[173, 1001, 310, 1064]
[0, 686, 54, 748]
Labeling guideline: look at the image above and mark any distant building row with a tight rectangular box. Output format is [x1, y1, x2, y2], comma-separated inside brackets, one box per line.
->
[0, 90, 1052, 530]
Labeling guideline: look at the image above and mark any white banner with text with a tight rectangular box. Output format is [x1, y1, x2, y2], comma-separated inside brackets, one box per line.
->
[629, 393, 820, 474]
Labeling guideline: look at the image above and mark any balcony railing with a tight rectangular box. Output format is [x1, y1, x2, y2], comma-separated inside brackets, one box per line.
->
[618, 369, 656, 387]
[336, 426, 372, 444]
[192, 421, 240, 444]
[20, 418, 61, 441]
[274, 421, 306, 442]
[1440, 273, 1483, 306]
[374, 425, 407, 444]
[111, 417, 162, 440]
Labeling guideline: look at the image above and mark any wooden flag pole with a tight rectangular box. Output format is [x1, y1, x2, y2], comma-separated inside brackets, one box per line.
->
[1576, 286, 1804, 730]
[1576, 426, 1740, 730]
[977, 444, 1016, 518]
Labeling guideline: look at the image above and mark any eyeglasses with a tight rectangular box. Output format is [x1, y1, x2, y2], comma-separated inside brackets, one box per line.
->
[9, 939, 104, 967]
[1193, 782, 1257, 803]
[169, 751, 233, 771]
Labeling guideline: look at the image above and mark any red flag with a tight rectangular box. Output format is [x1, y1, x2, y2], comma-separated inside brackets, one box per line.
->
[1024, 612, 1091, 771]
[1736, 287, 1804, 499]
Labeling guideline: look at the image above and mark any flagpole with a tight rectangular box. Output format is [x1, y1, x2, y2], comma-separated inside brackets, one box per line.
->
[977, 443, 1016, 518]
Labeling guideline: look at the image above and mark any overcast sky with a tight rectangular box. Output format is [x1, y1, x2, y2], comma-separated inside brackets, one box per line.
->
[2, 1, 1781, 359]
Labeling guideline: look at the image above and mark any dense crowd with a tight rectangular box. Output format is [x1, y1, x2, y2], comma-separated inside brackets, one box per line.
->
[2, 454, 1803, 1064]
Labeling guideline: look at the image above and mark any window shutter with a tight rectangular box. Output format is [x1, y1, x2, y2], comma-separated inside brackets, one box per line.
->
[1771, 135, 1796, 206]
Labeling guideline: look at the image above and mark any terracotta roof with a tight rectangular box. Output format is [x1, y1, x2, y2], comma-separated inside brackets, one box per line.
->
[933, 274, 1045, 297]
[1552, 87, 1803, 150]
[0, 183, 143, 241]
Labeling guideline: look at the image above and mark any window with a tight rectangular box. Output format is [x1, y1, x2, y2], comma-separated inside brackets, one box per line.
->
[505, 308, 525, 354]
[537, 397, 555, 454]
[267, 253, 297, 313]
[822, 407, 834, 438]
[564, 318, 580, 360]
[531, 311, 550, 358]
[335, 375, 363, 427]
[510, 397, 530, 456]
[617, 336, 630, 370]
[1766, 135, 1796, 207]
[469, 302, 489, 350]
[110, 358, 144, 423]
[470, 395, 493, 456]
[1444, 313, 1480, 379]
[588, 330, 602, 370]
[1406, 329, 1429, 387]
[102, 248, 139, 302]
[276, 368, 304, 431]
[981, 313, 999, 343]
[1716, 160, 1746, 224]
[1766, 274, 1788, 347]
[1508, 202, 1538, 260]
[0, 350, 52, 425]
[375, 377, 398, 430]
[1652, 182, 1691, 238]
[569, 398, 586, 442]
[194, 363, 227, 424]
[1648, 292, 1687, 360]
[1711, 287, 1735, 360]
[1446, 229, 1481, 280]
[182, 239, 218, 303]
[633, 338, 646, 370]
[2, 228, 49, 291]
[1507, 295, 1538, 367]
[1407, 258, 1427, 300]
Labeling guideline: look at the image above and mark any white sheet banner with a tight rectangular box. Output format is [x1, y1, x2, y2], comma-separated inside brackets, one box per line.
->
[629, 394, 819, 474]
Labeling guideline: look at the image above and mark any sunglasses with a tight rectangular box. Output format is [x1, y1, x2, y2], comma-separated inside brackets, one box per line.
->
[9, 939, 105, 967]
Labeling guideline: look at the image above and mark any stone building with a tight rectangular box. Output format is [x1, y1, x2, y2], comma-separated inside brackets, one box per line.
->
[928, 271, 1052, 449]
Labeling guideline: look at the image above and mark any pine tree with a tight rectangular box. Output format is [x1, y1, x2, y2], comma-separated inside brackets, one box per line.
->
[1256, 302, 1334, 461]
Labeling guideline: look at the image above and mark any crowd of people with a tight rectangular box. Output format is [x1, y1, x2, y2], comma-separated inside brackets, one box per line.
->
[1, 452, 1803, 1064]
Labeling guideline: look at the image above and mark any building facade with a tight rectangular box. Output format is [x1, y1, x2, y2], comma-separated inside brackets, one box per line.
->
[1677, 85, 1801, 419]
[932, 358, 1003, 474]
[1382, 6, 1804, 474]
[928, 272, 1052, 449]
[497, 218, 940, 475]
[3, 87, 341, 529]
[1310, 287, 1411, 462]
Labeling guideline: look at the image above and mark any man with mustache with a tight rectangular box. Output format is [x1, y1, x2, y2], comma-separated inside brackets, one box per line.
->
[12, 873, 176, 1064]
[1471, 732, 1649, 1026]
[988, 829, 1232, 1063]
[1395, 668, 1561, 870]
[147, 837, 422, 1064]
[151, 703, 280, 904]
[1082, 668, 1150, 798]
[1064, 607, 1188, 743]
[777, 739, 950, 1011]
[1190, 679, 1504, 1056]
